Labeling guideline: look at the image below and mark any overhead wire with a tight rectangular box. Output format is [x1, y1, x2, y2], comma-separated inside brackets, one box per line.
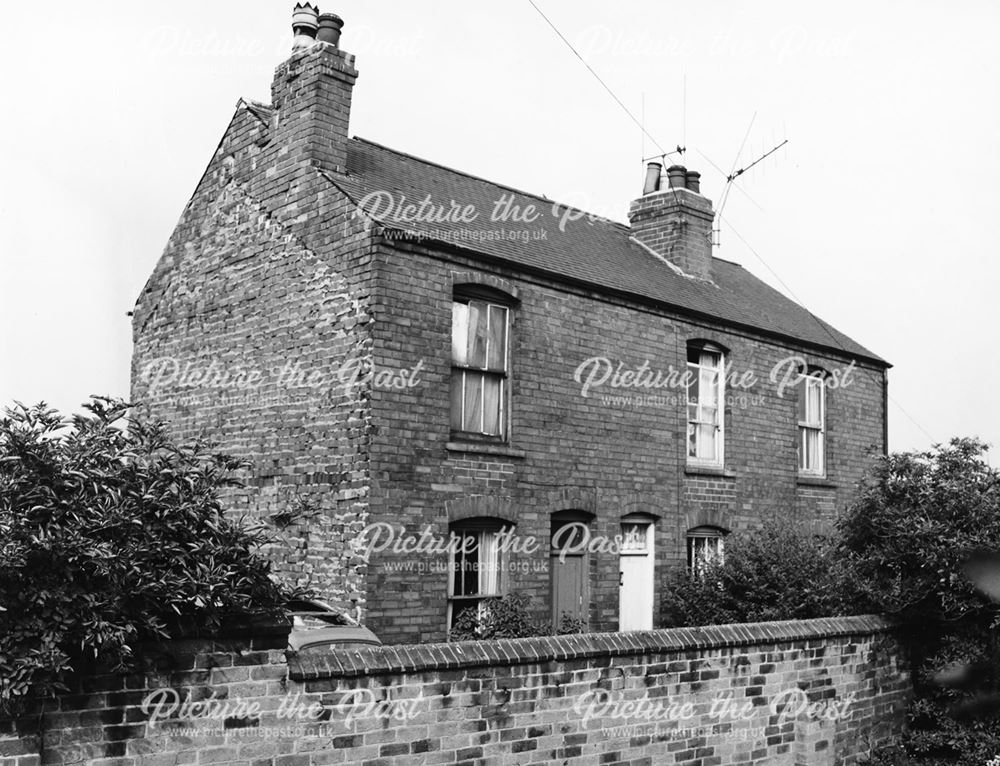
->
[524, 0, 936, 446]
[525, 0, 667, 155]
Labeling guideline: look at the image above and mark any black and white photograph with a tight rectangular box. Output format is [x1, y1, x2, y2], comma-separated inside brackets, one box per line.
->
[1, 2, 998, 764]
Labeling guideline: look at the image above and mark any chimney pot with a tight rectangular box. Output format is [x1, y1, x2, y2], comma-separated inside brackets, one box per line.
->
[685, 170, 701, 194]
[642, 162, 662, 195]
[317, 13, 344, 46]
[292, 3, 319, 50]
[629, 164, 714, 281]
[666, 165, 687, 189]
[274, 6, 357, 174]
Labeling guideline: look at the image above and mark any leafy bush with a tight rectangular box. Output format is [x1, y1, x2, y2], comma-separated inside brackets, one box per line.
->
[0, 399, 294, 715]
[449, 592, 585, 641]
[450, 593, 540, 640]
[839, 438, 1000, 624]
[660, 520, 851, 627]
[839, 438, 1000, 765]
[553, 612, 588, 635]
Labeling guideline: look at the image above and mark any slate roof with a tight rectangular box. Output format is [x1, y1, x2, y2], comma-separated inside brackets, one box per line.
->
[244, 103, 886, 365]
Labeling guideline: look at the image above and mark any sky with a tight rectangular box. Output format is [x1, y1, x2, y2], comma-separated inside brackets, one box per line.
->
[0, 1, 997, 461]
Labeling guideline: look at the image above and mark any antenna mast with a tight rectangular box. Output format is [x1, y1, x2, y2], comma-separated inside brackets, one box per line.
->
[714, 122, 789, 247]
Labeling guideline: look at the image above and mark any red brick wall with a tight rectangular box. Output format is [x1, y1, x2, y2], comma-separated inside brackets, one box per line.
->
[365, 239, 886, 643]
[0, 616, 908, 766]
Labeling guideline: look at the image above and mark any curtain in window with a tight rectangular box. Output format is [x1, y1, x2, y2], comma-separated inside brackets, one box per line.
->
[798, 376, 824, 472]
[800, 426, 823, 471]
[451, 300, 507, 436]
[453, 529, 478, 597]
[801, 429, 820, 470]
[481, 378, 501, 434]
[450, 369, 464, 431]
[697, 351, 719, 459]
[688, 533, 724, 576]
[450, 528, 502, 598]
[487, 306, 507, 370]
[687, 350, 721, 461]
[478, 530, 500, 595]
[467, 303, 487, 367]
[799, 377, 822, 426]
[452, 301, 488, 367]
[452, 302, 469, 365]
[463, 373, 484, 431]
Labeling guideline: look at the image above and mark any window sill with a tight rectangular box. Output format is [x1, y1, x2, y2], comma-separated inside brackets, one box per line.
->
[446, 441, 526, 459]
[797, 475, 837, 488]
[685, 465, 736, 479]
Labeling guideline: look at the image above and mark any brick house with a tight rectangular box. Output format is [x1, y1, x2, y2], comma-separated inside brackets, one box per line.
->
[131, 6, 889, 645]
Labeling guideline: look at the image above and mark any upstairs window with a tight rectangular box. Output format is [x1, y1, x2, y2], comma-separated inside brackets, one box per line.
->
[447, 518, 508, 632]
[687, 526, 726, 577]
[451, 298, 509, 438]
[686, 343, 725, 466]
[798, 371, 826, 475]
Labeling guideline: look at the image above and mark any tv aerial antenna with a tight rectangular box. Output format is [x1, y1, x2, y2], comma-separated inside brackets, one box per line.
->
[714, 112, 789, 246]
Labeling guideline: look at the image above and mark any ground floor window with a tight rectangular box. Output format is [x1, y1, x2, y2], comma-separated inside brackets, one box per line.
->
[687, 526, 726, 577]
[447, 519, 507, 632]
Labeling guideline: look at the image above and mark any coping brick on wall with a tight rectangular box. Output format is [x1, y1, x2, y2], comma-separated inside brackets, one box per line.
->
[288, 614, 892, 680]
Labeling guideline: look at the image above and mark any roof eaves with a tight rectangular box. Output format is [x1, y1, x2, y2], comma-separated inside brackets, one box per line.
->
[306, 138, 890, 368]
[379, 229, 889, 368]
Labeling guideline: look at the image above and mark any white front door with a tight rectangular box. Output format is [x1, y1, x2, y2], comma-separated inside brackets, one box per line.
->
[618, 520, 654, 631]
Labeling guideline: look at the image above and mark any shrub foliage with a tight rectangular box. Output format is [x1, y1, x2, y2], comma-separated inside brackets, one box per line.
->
[838, 438, 1000, 765]
[0, 399, 292, 715]
[660, 520, 850, 627]
[449, 592, 585, 641]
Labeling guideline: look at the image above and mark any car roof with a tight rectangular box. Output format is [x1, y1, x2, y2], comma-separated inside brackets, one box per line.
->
[288, 625, 382, 652]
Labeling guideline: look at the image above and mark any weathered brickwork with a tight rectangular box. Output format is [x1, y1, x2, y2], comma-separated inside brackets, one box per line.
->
[365, 239, 886, 642]
[132, 29, 889, 644]
[629, 186, 715, 280]
[131, 71, 377, 619]
[0, 616, 907, 766]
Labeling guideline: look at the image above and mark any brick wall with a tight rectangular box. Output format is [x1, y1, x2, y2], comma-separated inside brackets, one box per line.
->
[0, 616, 908, 766]
[365, 238, 887, 643]
[628, 186, 715, 280]
[129, 98, 377, 619]
[130, 49, 887, 645]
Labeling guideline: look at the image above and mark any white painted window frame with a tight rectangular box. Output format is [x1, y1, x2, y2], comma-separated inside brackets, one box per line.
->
[686, 346, 725, 468]
[798, 372, 826, 477]
[686, 527, 726, 578]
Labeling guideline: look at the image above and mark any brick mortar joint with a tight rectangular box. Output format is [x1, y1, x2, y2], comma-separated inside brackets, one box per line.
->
[288, 614, 893, 680]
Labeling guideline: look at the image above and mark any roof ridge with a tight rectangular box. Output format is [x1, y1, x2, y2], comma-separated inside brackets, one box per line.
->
[351, 136, 631, 232]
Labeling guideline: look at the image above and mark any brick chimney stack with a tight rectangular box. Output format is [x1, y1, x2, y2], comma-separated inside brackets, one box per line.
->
[270, 4, 357, 175]
[628, 162, 714, 281]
